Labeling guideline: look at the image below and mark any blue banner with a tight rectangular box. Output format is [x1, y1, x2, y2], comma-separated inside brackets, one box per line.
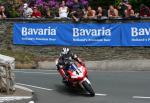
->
[122, 22, 150, 46]
[13, 22, 150, 46]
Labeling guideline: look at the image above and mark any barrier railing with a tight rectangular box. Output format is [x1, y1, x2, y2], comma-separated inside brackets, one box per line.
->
[0, 17, 150, 23]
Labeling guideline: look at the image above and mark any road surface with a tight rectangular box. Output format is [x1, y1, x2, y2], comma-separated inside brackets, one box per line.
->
[14, 69, 150, 103]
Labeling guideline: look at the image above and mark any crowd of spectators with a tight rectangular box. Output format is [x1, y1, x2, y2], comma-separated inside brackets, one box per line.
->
[0, 0, 150, 21]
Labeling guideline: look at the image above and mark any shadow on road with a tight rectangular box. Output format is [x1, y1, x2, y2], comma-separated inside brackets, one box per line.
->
[54, 84, 92, 97]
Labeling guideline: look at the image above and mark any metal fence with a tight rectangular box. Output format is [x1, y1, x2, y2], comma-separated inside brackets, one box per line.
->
[1, 17, 150, 23]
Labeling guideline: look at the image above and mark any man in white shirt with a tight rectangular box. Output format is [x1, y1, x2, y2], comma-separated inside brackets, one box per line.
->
[23, 3, 33, 18]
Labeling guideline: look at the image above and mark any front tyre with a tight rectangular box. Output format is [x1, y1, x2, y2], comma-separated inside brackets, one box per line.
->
[82, 81, 95, 97]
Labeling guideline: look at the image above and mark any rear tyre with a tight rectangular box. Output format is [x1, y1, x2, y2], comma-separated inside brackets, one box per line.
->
[82, 81, 95, 97]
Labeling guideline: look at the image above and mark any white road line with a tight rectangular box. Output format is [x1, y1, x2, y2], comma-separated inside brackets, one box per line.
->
[0, 96, 32, 103]
[16, 83, 54, 91]
[0, 96, 31, 99]
[17, 83, 107, 97]
[29, 101, 35, 103]
[14, 69, 57, 72]
[14, 71, 58, 75]
[14, 69, 94, 72]
[95, 93, 107, 96]
[133, 96, 150, 99]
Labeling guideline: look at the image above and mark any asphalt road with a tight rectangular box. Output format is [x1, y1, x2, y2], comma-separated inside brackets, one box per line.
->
[14, 69, 150, 103]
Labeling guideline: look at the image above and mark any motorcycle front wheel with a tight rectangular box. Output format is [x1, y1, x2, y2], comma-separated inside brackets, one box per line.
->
[82, 81, 95, 97]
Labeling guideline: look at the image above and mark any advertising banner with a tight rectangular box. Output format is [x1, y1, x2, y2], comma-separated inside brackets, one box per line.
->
[121, 22, 150, 46]
[13, 22, 150, 46]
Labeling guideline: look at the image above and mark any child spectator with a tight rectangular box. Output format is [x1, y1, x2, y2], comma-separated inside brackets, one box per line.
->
[85, 6, 96, 19]
[140, 4, 150, 17]
[59, 1, 69, 18]
[23, 3, 33, 18]
[108, 5, 119, 18]
[124, 4, 135, 18]
[0, 5, 6, 19]
[32, 6, 42, 18]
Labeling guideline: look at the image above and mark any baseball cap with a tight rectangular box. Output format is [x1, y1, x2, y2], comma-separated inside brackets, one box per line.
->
[23, 3, 28, 9]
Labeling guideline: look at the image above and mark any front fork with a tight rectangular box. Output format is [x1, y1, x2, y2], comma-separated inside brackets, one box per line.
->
[79, 77, 91, 89]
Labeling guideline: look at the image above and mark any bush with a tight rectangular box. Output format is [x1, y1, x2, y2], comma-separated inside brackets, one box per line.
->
[1, 0, 149, 18]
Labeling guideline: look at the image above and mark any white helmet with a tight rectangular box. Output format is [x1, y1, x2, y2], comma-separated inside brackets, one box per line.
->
[61, 48, 70, 55]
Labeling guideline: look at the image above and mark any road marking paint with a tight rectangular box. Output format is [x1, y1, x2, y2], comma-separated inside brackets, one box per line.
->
[14, 69, 57, 72]
[95, 93, 107, 96]
[0, 96, 32, 102]
[16, 83, 107, 96]
[17, 83, 107, 97]
[14, 69, 94, 72]
[133, 96, 150, 99]
[14, 71, 58, 75]
[16, 83, 54, 91]
[35, 70, 57, 72]
[29, 101, 35, 103]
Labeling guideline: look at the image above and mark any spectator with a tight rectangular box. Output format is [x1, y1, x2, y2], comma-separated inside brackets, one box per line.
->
[0, 5, 6, 19]
[2, 1, 12, 18]
[59, 1, 69, 18]
[108, 5, 119, 18]
[70, 0, 84, 22]
[23, 3, 33, 18]
[45, 7, 53, 18]
[124, 4, 135, 18]
[118, 0, 128, 17]
[32, 6, 42, 18]
[85, 6, 96, 19]
[96, 6, 103, 18]
[140, 4, 150, 17]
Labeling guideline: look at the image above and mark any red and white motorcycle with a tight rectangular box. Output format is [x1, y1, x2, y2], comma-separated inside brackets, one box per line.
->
[56, 59, 95, 96]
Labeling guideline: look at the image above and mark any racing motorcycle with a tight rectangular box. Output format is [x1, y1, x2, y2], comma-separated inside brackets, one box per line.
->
[56, 59, 95, 96]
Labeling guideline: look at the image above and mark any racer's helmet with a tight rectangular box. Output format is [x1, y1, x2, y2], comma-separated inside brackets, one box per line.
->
[60, 48, 70, 56]
[60, 48, 71, 65]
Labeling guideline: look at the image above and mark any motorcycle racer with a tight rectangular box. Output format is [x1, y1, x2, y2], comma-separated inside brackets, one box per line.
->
[56, 48, 84, 82]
